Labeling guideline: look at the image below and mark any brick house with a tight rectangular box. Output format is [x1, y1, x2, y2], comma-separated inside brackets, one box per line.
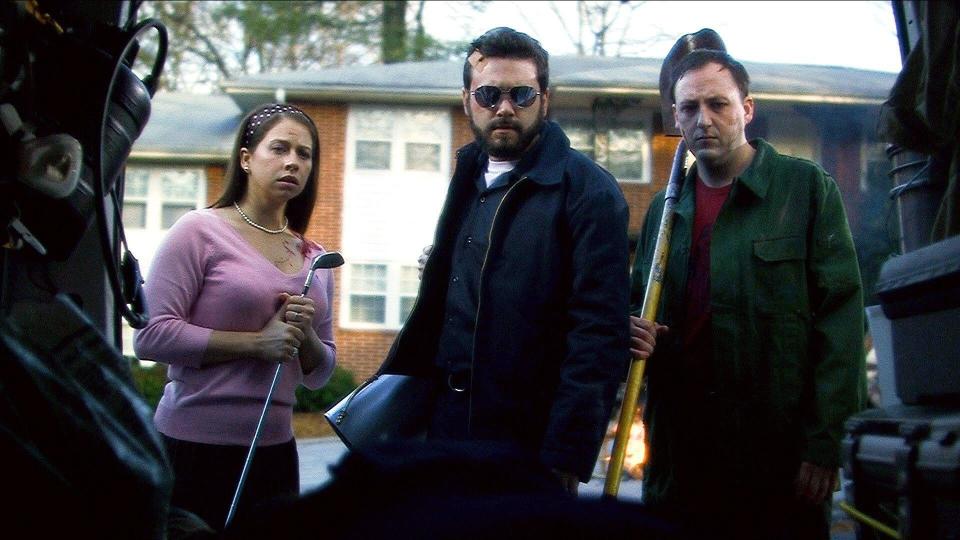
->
[127, 56, 897, 380]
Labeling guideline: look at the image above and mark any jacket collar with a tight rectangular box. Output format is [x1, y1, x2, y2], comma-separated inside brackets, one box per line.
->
[684, 138, 774, 200]
[735, 138, 776, 199]
[455, 120, 570, 186]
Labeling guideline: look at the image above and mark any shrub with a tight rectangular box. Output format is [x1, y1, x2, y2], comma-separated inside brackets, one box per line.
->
[126, 357, 359, 414]
[295, 365, 358, 412]
[127, 357, 167, 410]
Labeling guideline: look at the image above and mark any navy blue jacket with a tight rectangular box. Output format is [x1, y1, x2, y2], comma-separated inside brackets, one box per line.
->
[381, 121, 630, 480]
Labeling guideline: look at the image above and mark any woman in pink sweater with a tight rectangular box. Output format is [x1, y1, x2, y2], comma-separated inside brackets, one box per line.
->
[134, 103, 336, 530]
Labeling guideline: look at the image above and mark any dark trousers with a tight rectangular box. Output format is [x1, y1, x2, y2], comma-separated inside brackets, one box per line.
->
[162, 435, 299, 531]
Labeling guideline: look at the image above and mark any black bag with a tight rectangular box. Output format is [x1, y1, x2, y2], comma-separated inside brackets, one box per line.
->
[324, 373, 435, 452]
[0, 294, 172, 538]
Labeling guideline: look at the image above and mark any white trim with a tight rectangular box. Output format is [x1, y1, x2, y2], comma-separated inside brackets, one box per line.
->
[121, 166, 208, 356]
[346, 105, 452, 177]
[340, 105, 452, 330]
[340, 262, 420, 330]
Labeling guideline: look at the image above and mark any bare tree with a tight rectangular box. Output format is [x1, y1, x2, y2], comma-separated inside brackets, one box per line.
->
[544, 1, 673, 58]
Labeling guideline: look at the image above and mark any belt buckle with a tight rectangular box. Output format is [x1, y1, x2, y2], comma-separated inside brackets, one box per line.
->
[447, 371, 468, 393]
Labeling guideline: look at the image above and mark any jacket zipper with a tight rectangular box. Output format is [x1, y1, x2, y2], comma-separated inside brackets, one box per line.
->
[467, 176, 528, 435]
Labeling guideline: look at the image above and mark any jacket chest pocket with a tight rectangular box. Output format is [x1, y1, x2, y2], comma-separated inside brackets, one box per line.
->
[752, 236, 806, 310]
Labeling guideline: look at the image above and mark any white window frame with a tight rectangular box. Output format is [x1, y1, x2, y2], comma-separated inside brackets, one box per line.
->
[341, 262, 422, 330]
[346, 262, 389, 326]
[602, 127, 653, 184]
[341, 105, 450, 330]
[346, 106, 451, 178]
[122, 167, 208, 231]
[121, 166, 207, 356]
[397, 264, 420, 324]
[559, 123, 653, 184]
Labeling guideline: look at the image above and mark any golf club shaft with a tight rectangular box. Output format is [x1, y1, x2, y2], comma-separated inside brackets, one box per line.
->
[224, 364, 284, 527]
[225, 272, 317, 527]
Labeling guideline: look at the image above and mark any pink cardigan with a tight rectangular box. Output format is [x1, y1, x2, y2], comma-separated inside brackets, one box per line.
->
[134, 209, 336, 446]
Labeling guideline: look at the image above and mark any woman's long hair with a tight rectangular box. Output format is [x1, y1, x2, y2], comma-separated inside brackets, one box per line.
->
[211, 103, 320, 235]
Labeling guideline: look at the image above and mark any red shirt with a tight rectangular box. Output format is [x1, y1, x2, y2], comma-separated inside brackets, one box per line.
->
[681, 178, 732, 382]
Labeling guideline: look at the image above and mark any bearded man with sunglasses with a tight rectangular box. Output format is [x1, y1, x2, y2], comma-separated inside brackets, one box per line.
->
[379, 27, 630, 495]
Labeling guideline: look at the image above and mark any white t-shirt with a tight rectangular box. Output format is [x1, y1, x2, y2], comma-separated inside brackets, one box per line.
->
[484, 159, 518, 188]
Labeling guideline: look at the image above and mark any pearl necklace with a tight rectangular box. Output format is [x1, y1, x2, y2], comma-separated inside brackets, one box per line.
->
[234, 202, 288, 234]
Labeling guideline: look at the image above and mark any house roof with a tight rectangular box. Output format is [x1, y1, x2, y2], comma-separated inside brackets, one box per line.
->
[222, 55, 898, 110]
[130, 91, 241, 162]
[132, 55, 898, 160]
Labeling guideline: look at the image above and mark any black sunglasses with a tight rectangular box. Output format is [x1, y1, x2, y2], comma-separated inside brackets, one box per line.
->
[470, 85, 542, 109]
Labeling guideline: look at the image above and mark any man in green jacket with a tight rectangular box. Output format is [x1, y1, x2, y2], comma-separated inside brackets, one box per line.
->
[630, 49, 866, 538]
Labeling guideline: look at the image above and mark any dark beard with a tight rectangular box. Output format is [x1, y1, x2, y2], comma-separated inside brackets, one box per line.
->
[470, 104, 545, 160]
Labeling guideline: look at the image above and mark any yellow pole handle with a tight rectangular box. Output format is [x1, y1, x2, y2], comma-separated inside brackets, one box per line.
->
[839, 501, 901, 539]
[604, 139, 686, 498]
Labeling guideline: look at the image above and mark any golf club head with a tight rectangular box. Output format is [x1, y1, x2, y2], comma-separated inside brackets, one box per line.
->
[301, 252, 345, 296]
[311, 251, 345, 270]
[659, 28, 727, 136]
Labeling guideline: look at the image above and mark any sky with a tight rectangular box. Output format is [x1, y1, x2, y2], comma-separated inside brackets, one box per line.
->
[422, 0, 903, 74]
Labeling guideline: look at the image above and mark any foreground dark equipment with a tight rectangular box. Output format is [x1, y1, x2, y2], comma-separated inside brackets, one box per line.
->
[843, 236, 960, 539]
[1, 2, 172, 537]
[840, 3, 960, 537]
[844, 406, 960, 539]
[226, 251, 344, 527]
[224, 440, 682, 540]
[604, 28, 725, 498]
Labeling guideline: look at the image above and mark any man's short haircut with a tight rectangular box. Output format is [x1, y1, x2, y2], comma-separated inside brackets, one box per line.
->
[670, 49, 750, 103]
[463, 27, 549, 93]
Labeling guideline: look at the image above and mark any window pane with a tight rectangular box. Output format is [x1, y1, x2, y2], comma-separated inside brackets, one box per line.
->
[122, 202, 146, 229]
[161, 204, 194, 228]
[405, 143, 440, 171]
[161, 171, 200, 200]
[404, 110, 446, 140]
[399, 266, 420, 294]
[350, 295, 386, 323]
[350, 264, 387, 292]
[399, 296, 417, 322]
[607, 129, 646, 181]
[566, 127, 595, 159]
[125, 170, 149, 197]
[355, 109, 393, 139]
[356, 141, 391, 170]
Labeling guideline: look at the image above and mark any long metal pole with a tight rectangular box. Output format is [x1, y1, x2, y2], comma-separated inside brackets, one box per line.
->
[224, 261, 323, 528]
[603, 138, 686, 498]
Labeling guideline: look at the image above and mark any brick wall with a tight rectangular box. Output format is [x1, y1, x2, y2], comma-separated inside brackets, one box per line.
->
[299, 104, 346, 252]
[451, 105, 473, 161]
[620, 132, 678, 246]
[205, 164, 225, 205]
[295, 103, 388, 382]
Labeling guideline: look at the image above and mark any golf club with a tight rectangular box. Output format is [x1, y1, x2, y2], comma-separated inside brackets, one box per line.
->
[225, 251, 344, 527]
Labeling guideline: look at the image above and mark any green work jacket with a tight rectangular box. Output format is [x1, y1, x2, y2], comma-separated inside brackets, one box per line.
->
[631, 139, 866, 503]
